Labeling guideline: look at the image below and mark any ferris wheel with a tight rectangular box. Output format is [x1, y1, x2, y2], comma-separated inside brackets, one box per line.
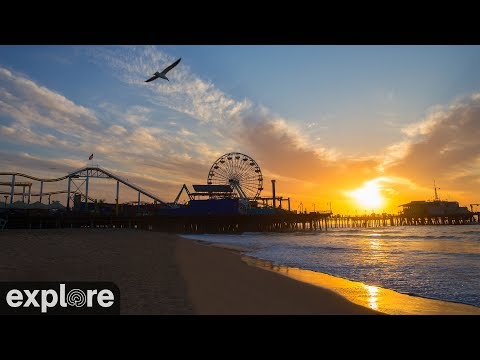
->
[207, 152, 263, 199]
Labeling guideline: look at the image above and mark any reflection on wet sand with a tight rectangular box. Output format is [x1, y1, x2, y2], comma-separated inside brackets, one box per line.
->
[242, 256, 480, 315]
[365, 285, 379, 310]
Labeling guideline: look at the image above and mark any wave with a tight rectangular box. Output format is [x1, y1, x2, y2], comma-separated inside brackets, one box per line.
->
[460, 230, 480, 235]
[329, 234, 461, 240]
[184, 228, 480, 307]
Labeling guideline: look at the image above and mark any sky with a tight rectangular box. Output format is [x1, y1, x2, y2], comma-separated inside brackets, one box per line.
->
[1, 45, 480, 214]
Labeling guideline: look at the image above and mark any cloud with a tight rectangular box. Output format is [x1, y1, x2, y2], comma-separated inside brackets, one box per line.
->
[1, 124, 70, 148]
[381, 140, 412, 169]
[96, 102, 153, 127]
[178, 128, 194, 136]
[10, 46, 463, 210]
[387, 93, 480, 190]
[401, 110, 443, 137]
[0, 67, 100, 137]
[109, 124, 127, 135]
[231, 106, 378, 188]
[0, 64, 217, 191]
[0, 151, 87, 194]
[87, 46, 253, 125]
[52, 45, 384, 209]
[122, 105, 153, 125]
[89, 46, 364, 186]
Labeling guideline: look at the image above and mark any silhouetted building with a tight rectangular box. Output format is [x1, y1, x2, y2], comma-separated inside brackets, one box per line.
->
[400, 200, 470, 217]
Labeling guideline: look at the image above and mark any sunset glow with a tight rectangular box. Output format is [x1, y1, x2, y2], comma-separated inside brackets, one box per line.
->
[2, 45, 480, 317]
[348, 181, 384, 211]
[1, 46, 479, 214]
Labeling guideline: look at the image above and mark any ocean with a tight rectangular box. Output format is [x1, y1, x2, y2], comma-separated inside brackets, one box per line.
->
[183, 225, 480, 308]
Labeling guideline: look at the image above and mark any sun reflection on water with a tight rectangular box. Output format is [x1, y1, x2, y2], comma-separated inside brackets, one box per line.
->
[365, 285, 379, 310]
[369, 238, 380, 251]
[241, 254, 480, 314]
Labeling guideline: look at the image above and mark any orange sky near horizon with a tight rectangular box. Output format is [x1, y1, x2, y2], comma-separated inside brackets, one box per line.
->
[2, 97, 480, 215]
[1, 46, 480, 214]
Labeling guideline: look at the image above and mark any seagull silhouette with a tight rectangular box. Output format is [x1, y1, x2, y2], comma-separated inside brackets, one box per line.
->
[145, 58, 181, 82]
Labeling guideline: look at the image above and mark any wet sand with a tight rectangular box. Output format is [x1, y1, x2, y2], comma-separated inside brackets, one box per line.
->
[244, 257, 480, 315]
[176, 237, 378, 314]
[0, 229, 379, 314]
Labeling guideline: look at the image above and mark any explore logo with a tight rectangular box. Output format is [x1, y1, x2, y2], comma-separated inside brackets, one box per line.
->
[0, 282, 120, 315]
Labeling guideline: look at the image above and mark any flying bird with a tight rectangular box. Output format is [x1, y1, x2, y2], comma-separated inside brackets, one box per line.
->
[145, 58, 181, 83]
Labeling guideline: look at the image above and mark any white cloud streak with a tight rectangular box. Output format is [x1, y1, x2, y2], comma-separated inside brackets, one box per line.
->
[0, 67, 100, 136]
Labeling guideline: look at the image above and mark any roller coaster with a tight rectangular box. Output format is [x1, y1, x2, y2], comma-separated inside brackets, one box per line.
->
[0, 189, 96, 205]
[0, 166, 170, 212]
[2, 155, 478, 232]
[1, 152, 290, 216]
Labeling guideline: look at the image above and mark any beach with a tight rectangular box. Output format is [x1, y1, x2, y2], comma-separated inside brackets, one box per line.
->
[177, 236, 377, 314]
[3, 228, 478, 314]
[184, 227, 480, 314]
[0, 229, 377, 315]
[0, 229, 192, 314]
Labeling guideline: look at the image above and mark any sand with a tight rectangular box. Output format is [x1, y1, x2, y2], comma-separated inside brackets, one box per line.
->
[176, 237, 378, 314]
[0, 229, 378, 314]
[0, 229, 192, 314]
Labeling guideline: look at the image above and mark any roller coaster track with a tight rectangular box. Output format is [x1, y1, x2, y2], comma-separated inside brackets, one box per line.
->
[0, 190, 96, 202]
[0, 166, 170, 207]
[0, 172, 69, 182]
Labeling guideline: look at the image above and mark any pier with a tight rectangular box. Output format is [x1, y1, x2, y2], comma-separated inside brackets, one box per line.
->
[1, 162, 479, 233]
[2, 210, 478, 233]
[326, 213, 479, 228]
[1, 211, 333, 233]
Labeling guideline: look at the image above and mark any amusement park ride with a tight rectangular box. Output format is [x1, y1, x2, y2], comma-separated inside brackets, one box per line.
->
[171, 152, 289, 210]
[2, 152, 477, 231]
[0, 152, 290, 214]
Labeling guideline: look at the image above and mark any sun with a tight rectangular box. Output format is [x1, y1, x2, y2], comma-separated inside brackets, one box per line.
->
[348, 182, 384, 210]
